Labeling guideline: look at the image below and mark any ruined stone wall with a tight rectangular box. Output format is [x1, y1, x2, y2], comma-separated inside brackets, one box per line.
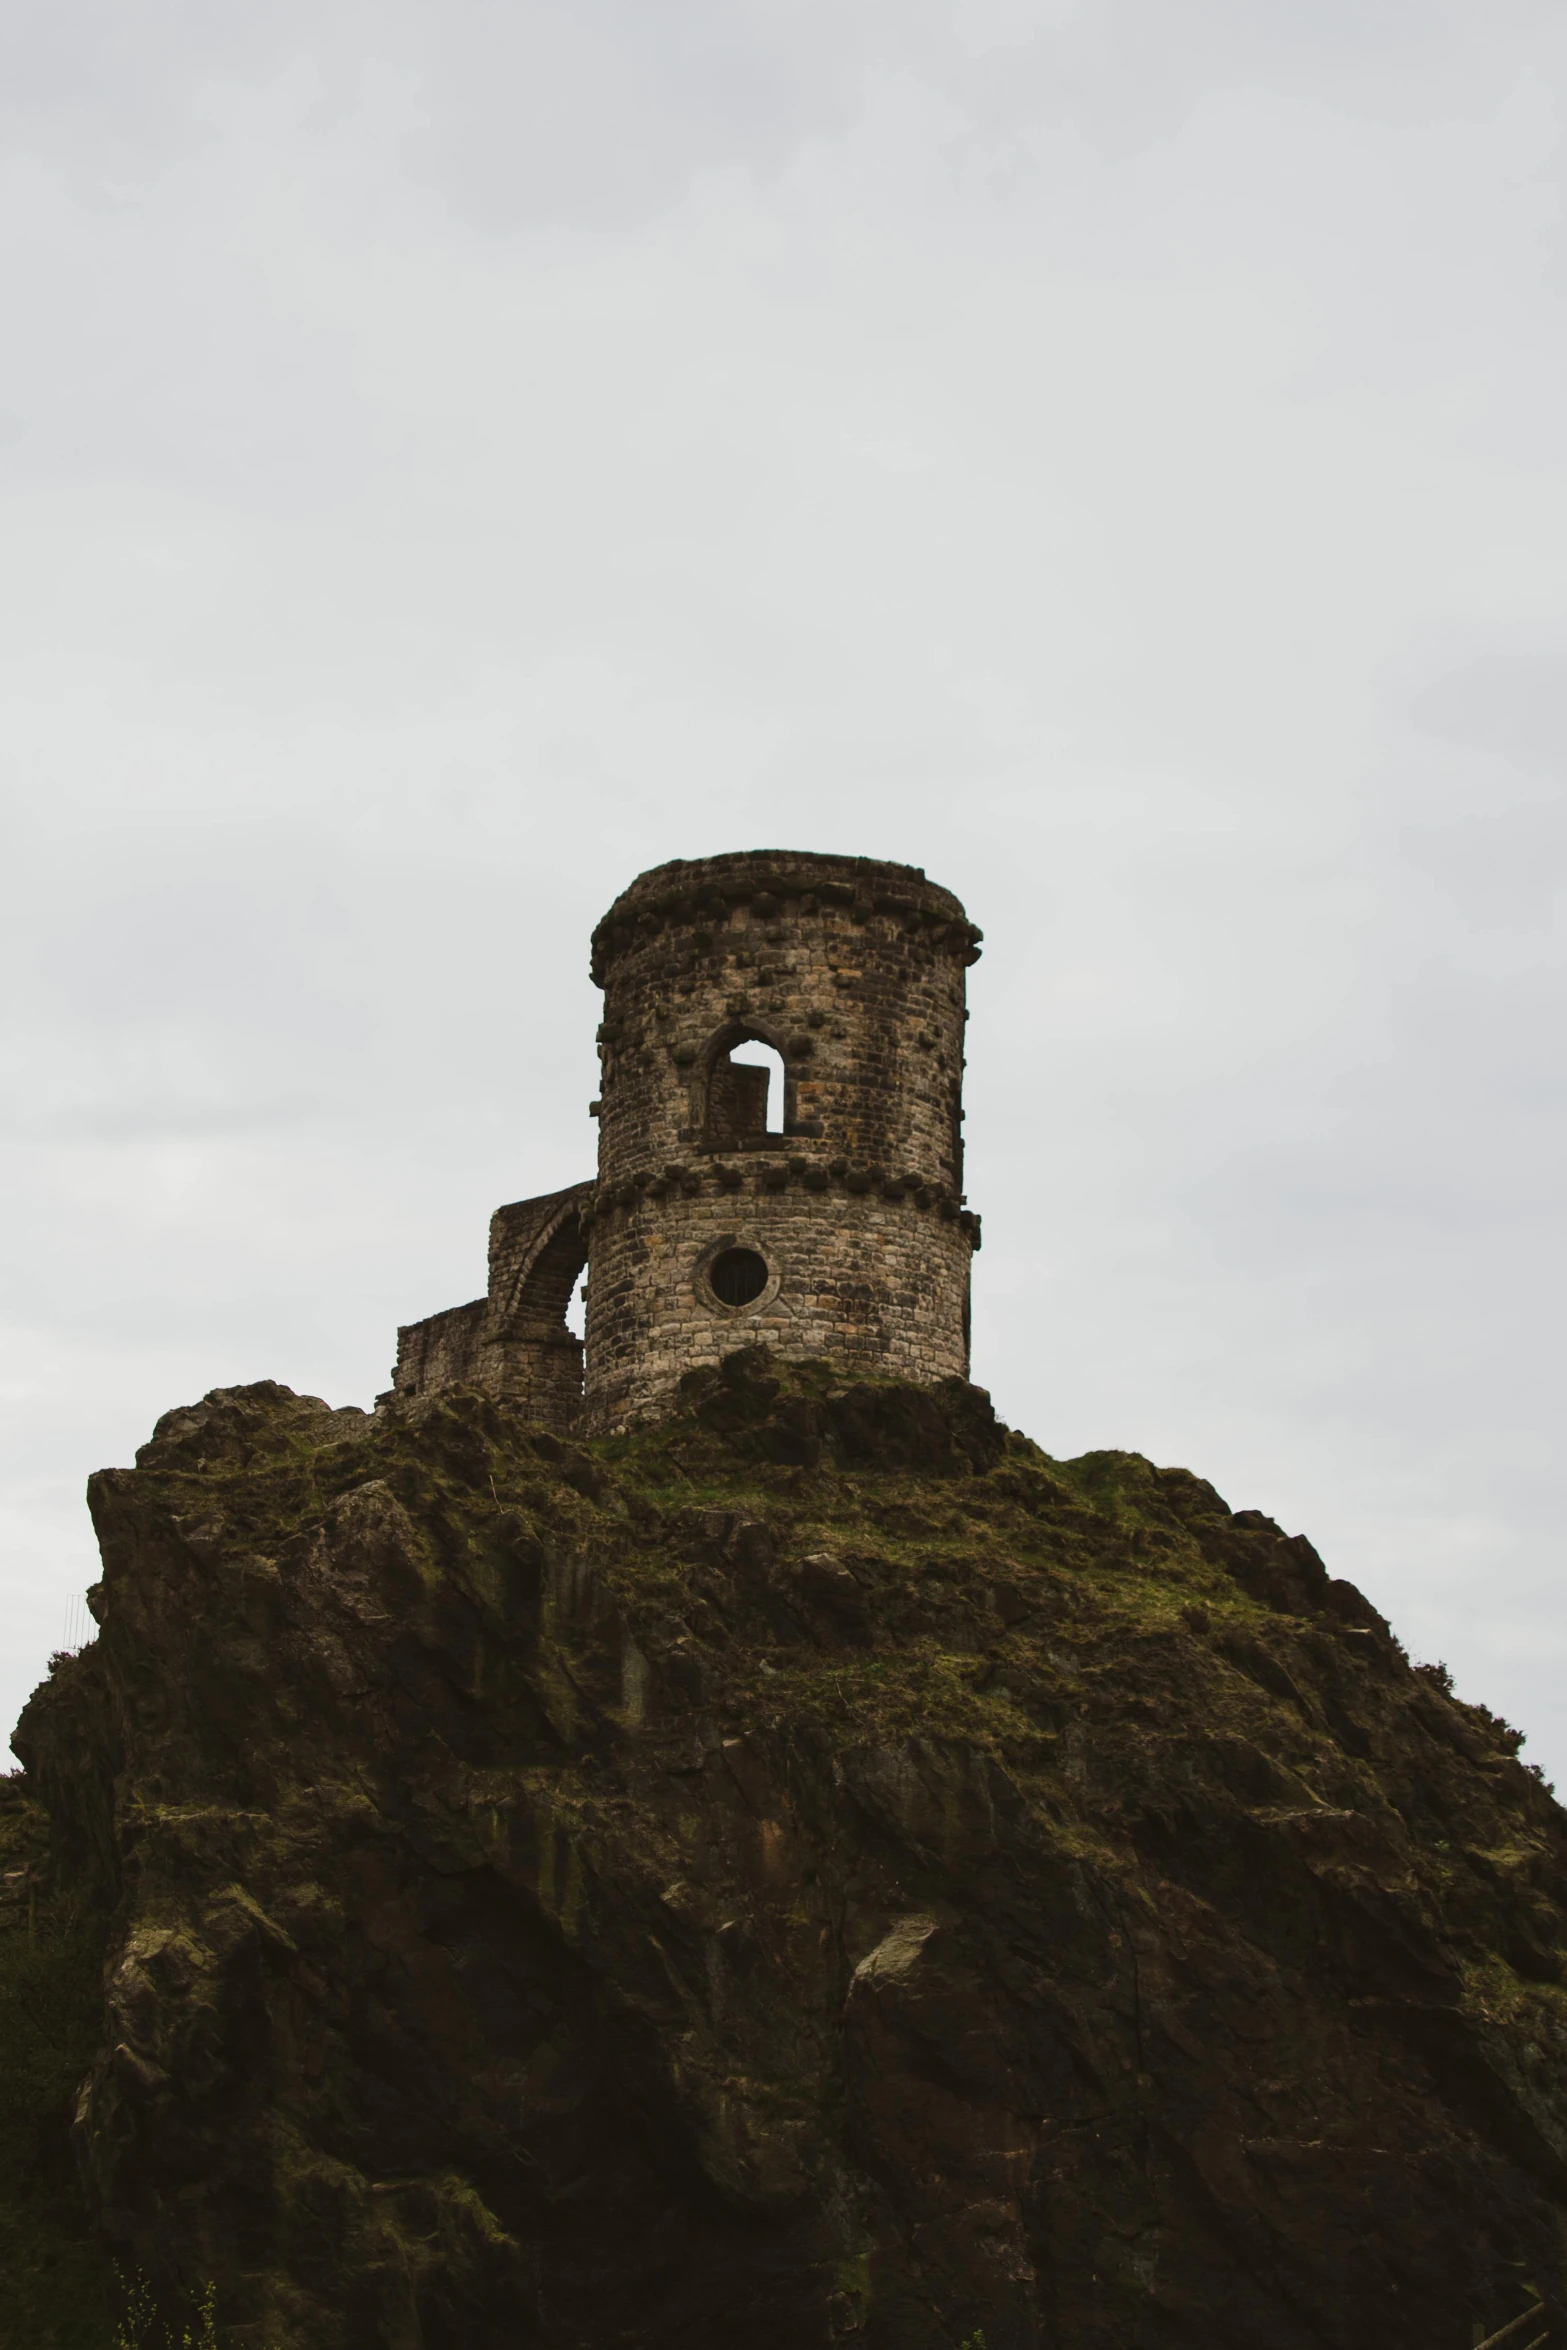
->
[393, 1299, 486, 1398]
[582, 850, 981, 1429]
[392, 1185, 589, 1431]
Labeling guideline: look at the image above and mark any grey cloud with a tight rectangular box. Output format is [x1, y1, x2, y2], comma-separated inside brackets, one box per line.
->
[3, 0, 1566, 1803]
[3, 0, 1556, 219]
[1408, 649, 1567, 775]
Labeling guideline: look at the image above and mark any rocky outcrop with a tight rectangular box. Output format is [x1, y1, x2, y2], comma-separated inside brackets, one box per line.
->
[0, 1771, 109, 2345]
[13, 1355, 1567, 2347]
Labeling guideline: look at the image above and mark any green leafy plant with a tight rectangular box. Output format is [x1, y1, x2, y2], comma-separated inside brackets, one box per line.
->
[112, 2269, 156, 2350]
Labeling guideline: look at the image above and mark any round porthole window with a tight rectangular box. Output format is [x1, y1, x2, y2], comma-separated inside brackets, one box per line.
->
[709, 1246, 769, 1308]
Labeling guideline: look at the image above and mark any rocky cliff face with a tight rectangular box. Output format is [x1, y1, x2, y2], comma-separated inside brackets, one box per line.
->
[12, 1356, 1567, 2348]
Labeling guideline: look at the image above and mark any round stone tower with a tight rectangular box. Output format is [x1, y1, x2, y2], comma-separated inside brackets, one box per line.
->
[581, 849, 983, 1431]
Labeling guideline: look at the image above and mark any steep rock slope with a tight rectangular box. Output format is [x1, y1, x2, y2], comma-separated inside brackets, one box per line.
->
[13, 1356, 1567, 2348]
[0, 1776, 111, 2346]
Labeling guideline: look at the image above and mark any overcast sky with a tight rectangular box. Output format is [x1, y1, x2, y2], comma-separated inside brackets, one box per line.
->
[4, 0, 1566, 1777]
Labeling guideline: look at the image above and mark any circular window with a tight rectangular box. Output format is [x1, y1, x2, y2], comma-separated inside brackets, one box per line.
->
[709, 1246, 769, 1308]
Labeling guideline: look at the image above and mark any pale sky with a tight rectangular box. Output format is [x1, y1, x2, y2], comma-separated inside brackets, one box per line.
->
[5, 0, 1567, 1778]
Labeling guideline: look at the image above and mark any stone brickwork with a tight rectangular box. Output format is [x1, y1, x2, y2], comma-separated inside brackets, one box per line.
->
[581, 850, 982, 1428]
[391, 1183, 590, 1432]
[387, 849, 982, 1430]
[393, 1298, 487, 1396]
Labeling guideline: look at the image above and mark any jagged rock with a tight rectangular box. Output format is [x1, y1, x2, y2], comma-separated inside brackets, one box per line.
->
[11, 1367, 1567, 2347]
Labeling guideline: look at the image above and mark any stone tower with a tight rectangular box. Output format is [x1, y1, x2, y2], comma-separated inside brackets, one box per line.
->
[390, 849, 982, 1430]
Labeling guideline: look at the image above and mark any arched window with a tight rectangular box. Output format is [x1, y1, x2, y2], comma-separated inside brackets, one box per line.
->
[728, 1038, 784, 1131]
[703, 1031, 786, 1146]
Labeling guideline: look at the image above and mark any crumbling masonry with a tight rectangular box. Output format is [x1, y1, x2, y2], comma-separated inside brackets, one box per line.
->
[391, 850, 983, 1430]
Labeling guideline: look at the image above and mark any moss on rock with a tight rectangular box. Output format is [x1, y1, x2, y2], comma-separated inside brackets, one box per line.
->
[9, 1358, 1567, 2346]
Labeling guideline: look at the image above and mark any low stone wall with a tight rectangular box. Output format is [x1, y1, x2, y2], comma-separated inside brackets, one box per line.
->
[393, 1298, 486, 1397]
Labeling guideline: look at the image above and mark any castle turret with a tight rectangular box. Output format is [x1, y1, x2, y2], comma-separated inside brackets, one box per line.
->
[390, 848, 982, 1431]
[581, 849, 981, 1429]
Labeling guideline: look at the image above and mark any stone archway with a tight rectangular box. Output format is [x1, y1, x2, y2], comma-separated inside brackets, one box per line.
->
[391, 1181, 592, 1430]
[482, 1184, 591, 1428]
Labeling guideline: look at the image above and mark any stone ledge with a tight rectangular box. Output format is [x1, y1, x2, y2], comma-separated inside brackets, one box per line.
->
[580, 1163, 981, 1244]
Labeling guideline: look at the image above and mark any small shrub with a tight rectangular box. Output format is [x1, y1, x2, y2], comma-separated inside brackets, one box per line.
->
[112, 2269, 156, 2350]
[113, 2269, 219, 2350]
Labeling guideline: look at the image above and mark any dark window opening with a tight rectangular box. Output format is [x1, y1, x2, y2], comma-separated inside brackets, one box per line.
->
[710, 1247, 769, 1307]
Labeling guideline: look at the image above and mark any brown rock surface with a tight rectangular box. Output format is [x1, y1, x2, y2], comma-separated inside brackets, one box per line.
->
[12, 1356, 1567, 2346]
